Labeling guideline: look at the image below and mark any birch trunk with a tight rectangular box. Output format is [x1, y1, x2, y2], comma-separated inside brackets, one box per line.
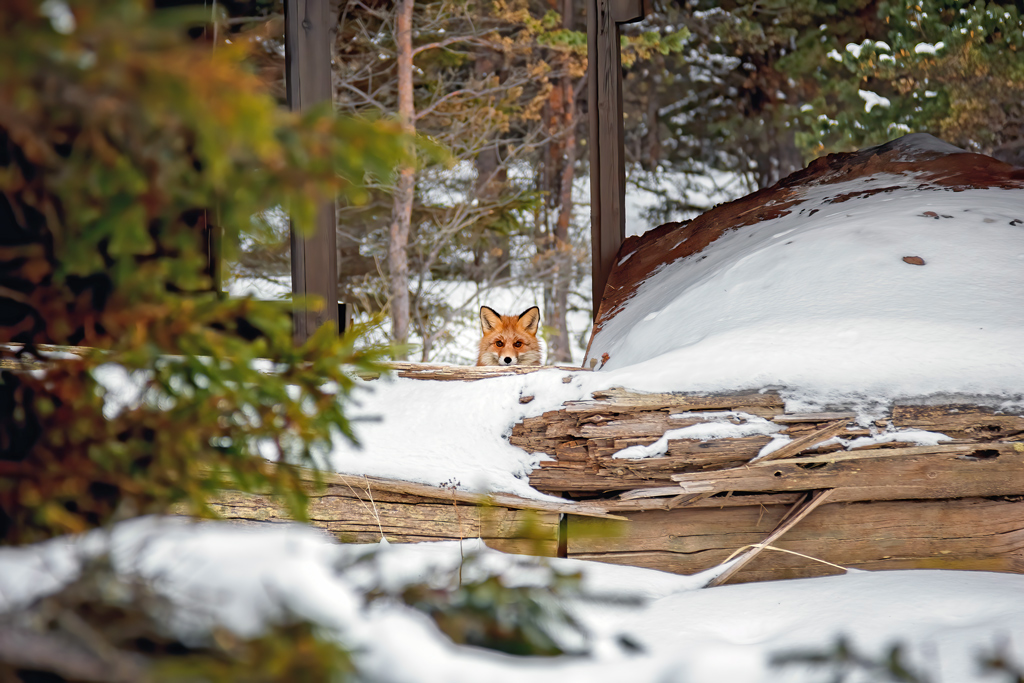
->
[388, 0, 415, 357]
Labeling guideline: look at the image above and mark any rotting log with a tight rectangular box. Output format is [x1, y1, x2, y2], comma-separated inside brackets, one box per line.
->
[567, 495, 1024, 584]
[360, 362, 585, 381]
[180, 466, 623, 558]
[668, 443, 1024, 502]
[516, 387, 1024, 499]
[892, 404, 1024, 440]
[207, 488, 560, 556]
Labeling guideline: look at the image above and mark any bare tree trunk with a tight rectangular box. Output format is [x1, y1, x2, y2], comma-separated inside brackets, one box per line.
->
[544, 0, 575, 364]
[389, 0, 415, 357]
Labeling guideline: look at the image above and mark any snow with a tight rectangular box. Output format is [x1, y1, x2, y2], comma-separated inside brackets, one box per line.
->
[611, 411, 782, 459]
[294, 166, 1024, 500]
[914, 41, 945, 54]
[10, 147, 1024, 680]
[858, 89, 891, 112]
[2, 517, 1022, 683]
[585, 176, 1024, 417]
[327, 370, 592, 499]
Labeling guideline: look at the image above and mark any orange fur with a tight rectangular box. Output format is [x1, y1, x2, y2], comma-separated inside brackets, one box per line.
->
[476, 306, 542, 367]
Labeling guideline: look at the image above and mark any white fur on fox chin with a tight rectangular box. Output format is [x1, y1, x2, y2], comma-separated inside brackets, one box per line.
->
[478, 344, 544, 367]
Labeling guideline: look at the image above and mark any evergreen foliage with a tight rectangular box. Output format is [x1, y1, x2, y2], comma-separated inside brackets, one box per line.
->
[0, 0, 408, 543]
[623, 0, 1024, 224]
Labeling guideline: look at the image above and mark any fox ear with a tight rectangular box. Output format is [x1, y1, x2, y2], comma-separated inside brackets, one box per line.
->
[480, 306, 502, 332]
[517, 306, 540, 334]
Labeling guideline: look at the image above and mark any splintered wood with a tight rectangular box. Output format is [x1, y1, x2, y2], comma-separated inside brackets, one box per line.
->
[511, 389, 1024, 583]
[515, 389, 787, 495]
[515, 391, 1024, 504]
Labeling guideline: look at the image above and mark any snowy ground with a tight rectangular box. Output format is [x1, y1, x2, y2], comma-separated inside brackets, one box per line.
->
[39, 151, 1023, 681]
[2, 517, 1021, 683]
[327, 179, 1024, 499]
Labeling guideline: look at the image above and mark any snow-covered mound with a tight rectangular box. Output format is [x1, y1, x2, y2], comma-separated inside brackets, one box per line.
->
[3, 517, 1023, 683]
[586, 134, 1024, 406]
[329, 135, 1023, 498]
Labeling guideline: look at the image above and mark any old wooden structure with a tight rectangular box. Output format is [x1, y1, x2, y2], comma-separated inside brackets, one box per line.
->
[512, 388, 1024, 583]
[285, 0, 340, 342]
[204, 462, 621, 558]
[280, 0, 646, 338]
[194, 361, 1024, 584]
[587, 0, 648, 317]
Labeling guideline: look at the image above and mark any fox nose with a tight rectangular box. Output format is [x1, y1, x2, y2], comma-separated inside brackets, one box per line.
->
[503, 356, 513, 365]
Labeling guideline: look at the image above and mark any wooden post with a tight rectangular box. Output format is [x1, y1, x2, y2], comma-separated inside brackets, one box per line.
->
[587, 0, 647, 319]
[285, 0, 339, 343]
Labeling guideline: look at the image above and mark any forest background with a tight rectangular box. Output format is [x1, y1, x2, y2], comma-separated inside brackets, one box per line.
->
[1, 1, 1023, 676]
[212, 0, 1022, 363]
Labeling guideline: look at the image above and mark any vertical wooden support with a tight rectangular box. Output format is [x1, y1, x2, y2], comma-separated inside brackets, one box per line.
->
[285, 0, 339, 343]
[587, 0, 647, 319]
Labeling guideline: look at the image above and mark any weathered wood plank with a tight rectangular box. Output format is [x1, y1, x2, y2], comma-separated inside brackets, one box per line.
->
[773, 412, 859, 424]
[568, 496, 1024, 583]
[205, 488, 560, 556]
[606, 492, 805, 510]
[706, 489, 835, 587]
[358, 362, 585, 381]
[892, 404, 1024, 440]
[670, 443, 1024, 502]
[756, 419, 849, 462]
[563, 388, 784, 416]
[206, 463, 622, 519]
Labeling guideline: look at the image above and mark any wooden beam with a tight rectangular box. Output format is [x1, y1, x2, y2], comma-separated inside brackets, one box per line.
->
[705, 488, 835, 587]
[587, 0, 648, 320]
[567, 496, 1024, 582]
[670, 443, 1024, 502]
[285, 0, 339, 343]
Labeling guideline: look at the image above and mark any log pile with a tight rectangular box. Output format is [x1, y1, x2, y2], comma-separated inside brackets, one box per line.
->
[507, 387, 1024, 582]
[513, 389, 1024, 505]
[190, 467, 621, 557]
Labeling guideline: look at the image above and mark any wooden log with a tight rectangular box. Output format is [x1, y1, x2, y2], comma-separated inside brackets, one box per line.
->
[756, 419, 849, 462]
[705, 489, 835, 587]
[562, 388, 784, 417]
[892, 404, 1024, 440]
[567, 496, 1024, 583]
[773, 412, 858, 424]
[574, 413, 706, 439]
[670, 442, 1024, 502]
[207, 489, 559, 556]
[608, 492, 805, 510]
[202, 463, 623, 519]
[359, 362, 586, 381]
[599, 436, 773, 473]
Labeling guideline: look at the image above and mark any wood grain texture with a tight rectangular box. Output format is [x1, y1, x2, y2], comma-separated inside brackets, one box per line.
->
[285, 0, 339, 343]
[670, 443, 1024, 502]
[892, 404, 1024, 440]
[363, 363, 585, 381]
[705, 489, 835, 587]
[568, 496, 1024, 583]
[201, 487, 560, 556]
[756, 419, 849, 462]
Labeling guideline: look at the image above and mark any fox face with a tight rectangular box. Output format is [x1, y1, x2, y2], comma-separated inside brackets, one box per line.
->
[477, 306, 542, 367]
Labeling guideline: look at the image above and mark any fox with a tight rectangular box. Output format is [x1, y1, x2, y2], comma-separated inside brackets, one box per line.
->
[476, 305, 543, 367]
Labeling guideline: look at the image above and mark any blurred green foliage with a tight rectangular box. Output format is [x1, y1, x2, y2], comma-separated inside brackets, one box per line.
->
[0, 0, 409, 543]
[628, 0, 1024, 219]
[368, 550, 589, 657]
[792, 0, 1024, 157]
[0, 554, 357, 682]
[773, 635, 1024, 683]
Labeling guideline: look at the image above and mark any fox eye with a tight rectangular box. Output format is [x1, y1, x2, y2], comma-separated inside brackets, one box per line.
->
[495, 340, 504, 348]
[513, 340, 523, 348]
